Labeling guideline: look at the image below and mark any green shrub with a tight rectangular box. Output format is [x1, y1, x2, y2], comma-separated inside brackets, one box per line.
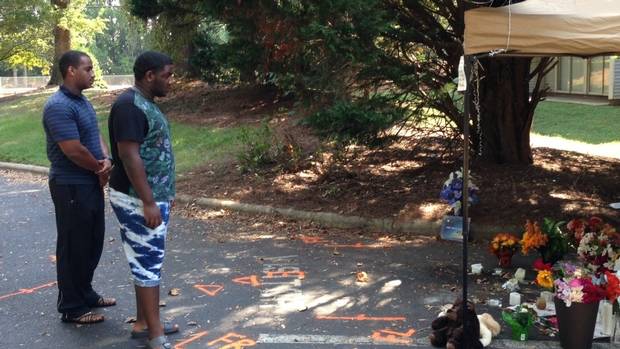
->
[304, 96, 405, 147]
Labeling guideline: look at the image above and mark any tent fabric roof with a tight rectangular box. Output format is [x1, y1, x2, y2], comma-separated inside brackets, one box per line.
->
[464, 0, 620, 57]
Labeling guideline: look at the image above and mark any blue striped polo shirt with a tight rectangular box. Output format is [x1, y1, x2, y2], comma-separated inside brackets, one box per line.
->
[42, 85, 103, 184]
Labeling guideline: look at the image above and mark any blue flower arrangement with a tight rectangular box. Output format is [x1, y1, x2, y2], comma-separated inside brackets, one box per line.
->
[439, 170, 479, 216]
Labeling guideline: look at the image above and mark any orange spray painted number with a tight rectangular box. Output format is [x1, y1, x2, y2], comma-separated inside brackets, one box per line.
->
[208, 332, 256, 348]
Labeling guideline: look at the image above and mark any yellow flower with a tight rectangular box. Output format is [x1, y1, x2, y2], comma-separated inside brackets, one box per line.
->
[536, 270, 554, 289]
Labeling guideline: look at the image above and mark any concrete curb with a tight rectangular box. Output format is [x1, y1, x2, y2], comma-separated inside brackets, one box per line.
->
[175, 194, 445, 234]
[0, 161, 518, 238]
[0, 161, 49, 175]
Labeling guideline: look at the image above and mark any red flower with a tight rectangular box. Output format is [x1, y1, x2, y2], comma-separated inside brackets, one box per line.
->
[533, 258, 552, 271]
[605, 272, 620, 303]
[588, 216, 604, 232]
[567, 218, 586, 241]
[582, 278, 606, 304]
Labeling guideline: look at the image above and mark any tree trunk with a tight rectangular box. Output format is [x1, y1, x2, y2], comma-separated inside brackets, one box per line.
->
[48, 0, 71, 86]
[475, 56, 534, 164]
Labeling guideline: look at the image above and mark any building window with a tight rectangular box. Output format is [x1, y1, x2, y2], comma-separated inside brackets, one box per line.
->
[571, 57, 586, 93]
[558, 57, 571, 92]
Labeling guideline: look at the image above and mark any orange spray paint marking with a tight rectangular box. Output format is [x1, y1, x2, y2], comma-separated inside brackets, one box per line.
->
[300, 235, 392, 249]
[219, 339, 256, 349]
[0, 281, 57, 301]
[316, 314, 406, 321]
[371, 328, 416, 344]
[208, 332, 256, 348]
[264, 271, 305, 279]
[194, 284, 224, 297]
[327, 242, 390, 249]
[174, 331, 209, 349]
[299, 235, 326, 244]
[232, 275, 261, 287]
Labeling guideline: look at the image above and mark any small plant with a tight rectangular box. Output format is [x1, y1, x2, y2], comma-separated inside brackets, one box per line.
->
[502, 305, 536, 341]
[236, 122, 305, 174]
[236, 122, 277, 173]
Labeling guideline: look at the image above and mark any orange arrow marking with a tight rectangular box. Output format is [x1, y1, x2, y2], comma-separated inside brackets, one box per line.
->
[0, 281, 57, 301]
[174, 331, 209, 349]
[194, 284, 224, 297]
[232, 275, 261, 287]
[316, 314, 406, 321]
[371, 328, 416, 344]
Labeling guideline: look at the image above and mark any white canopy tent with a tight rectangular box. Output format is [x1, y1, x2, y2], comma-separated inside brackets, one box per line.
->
[464, 0, 620, 57]
[458, 0, 620, 343]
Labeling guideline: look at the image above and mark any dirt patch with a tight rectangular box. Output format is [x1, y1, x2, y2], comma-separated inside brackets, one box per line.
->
[158, 81, 294, 128]
[178, 143, 620, 230]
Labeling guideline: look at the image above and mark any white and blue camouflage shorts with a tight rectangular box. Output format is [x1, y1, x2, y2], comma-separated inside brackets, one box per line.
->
[109, 188, 171, 287]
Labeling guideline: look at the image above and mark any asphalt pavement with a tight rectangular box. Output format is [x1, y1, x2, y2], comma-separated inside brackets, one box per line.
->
[0, 171, 610, 349]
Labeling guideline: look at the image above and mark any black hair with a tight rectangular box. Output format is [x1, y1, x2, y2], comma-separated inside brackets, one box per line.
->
[59, 50, 90, 79]
[133, 51, 173, 81]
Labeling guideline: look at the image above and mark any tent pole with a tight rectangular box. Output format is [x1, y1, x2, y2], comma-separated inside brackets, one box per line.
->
[462, 54, 473, 336]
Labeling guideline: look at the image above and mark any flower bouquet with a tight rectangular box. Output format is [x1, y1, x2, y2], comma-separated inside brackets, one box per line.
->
[566, 216, 616, 245]
[568, 217, 620, 273]
[439, 170, 479, 216]
[551, 261, 607, 349]
[521, 218, 569, 264]
[489, 233, 520, 268]
[502, 304, 536, 341]
[553, 262, 606, 307]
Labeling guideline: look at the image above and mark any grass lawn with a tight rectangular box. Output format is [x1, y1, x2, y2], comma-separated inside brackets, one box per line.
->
[0, 90, 246, 172]
[532, 101, 620, 144]
[2, 92, 618, 170]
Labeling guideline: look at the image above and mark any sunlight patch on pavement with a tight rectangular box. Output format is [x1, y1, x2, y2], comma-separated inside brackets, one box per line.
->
[380, 280, 402, 294]
[257, 334, 422, 346]
[0, 189, 42, 196]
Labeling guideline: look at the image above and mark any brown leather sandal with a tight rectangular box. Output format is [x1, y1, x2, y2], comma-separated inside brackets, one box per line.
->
[93, 297, 116, 307]
[61, 311, 105, 324]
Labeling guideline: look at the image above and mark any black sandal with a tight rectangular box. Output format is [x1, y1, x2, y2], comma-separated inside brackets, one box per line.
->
[131, 321, 179, 339]
[61, 311, 104, 324]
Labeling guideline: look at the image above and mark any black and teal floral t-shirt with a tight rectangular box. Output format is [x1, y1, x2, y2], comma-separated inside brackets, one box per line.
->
[109, 88, 175, 202]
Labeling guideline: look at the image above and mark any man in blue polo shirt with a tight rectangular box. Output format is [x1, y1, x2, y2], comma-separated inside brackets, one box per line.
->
[43, 50, 116, 324]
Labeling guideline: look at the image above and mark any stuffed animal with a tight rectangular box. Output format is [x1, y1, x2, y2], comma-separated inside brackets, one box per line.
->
[477, 313, 501, 347]
[429, 299, 499, 349]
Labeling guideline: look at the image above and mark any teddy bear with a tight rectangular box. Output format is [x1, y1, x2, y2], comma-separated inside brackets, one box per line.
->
[429, 299, 500, 349]
[477, 313, 500, 346]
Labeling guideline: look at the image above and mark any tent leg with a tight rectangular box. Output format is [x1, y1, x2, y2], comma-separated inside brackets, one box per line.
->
[462, 54, 473, 341]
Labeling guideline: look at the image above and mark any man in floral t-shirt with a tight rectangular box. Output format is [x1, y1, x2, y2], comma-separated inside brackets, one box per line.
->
[108, 51, 178, 349]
